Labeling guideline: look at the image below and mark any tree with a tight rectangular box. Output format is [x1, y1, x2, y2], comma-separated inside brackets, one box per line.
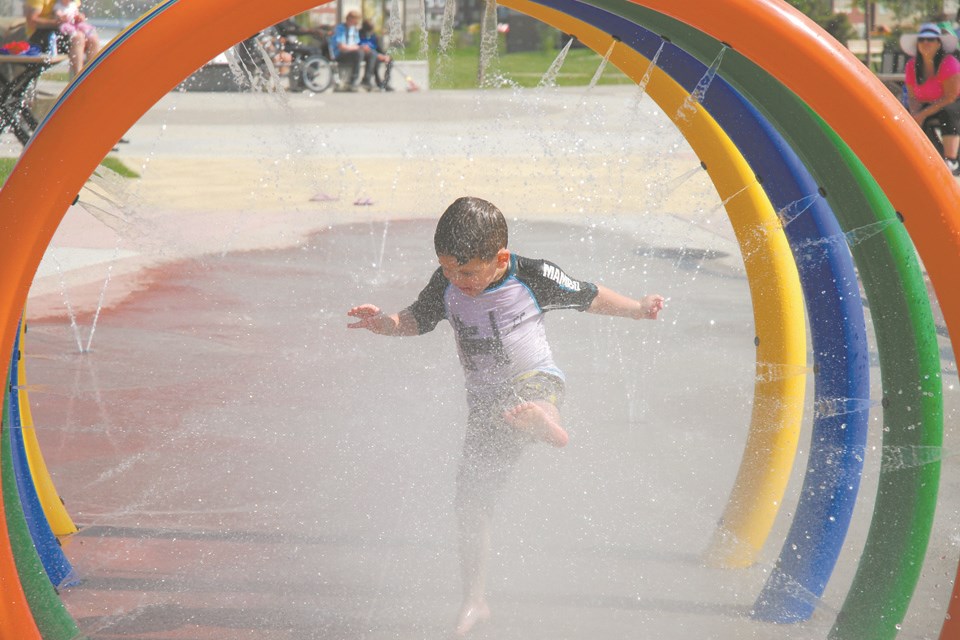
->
[788, 0, 949, 25]
[784, 0, 855, 43]
[785, 0, 834, 14]
[882, 0, 946, 22]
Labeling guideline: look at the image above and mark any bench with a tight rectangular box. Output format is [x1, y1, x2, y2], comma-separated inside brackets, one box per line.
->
[875, 71, 904, 96]
[847, 38, 886, 66]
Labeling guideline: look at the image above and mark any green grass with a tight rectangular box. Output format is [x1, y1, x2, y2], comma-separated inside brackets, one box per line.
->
[97, 156, 140, 178]
[432, 47, 632, 89]
[399, 31, 632, 90]
[0, 158, 15, 184]
[39, 69, 71, 83]
[0, 155, 139, 187]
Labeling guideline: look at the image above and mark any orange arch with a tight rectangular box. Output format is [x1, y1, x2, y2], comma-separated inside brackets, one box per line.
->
[0, 0, 329, 382]
[0, 2, 324, 637]
[0, 0, 958, 637]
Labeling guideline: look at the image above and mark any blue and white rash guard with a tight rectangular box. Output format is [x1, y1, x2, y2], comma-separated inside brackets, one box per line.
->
[407, 254, 599, 391]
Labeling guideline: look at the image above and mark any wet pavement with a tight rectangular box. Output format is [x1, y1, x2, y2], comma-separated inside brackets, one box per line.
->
[24, 218, 759, 639]
[9, 86, 960, 639]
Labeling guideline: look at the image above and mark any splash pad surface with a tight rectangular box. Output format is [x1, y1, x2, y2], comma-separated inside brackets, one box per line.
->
[2, 0, 959, 635]
[15, 85, 958, 638]
[30, 217, 758, 638]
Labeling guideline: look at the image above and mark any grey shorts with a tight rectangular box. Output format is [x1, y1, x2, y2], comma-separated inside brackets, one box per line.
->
[456, 371, 565, 514]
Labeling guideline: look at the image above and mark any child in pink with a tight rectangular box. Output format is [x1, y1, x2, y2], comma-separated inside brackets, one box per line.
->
[53, 0, 97, 39]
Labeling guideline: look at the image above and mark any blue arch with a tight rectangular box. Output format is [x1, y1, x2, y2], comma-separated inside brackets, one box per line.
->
[7, 328, 78, 589]
[525, 0, 870, 621]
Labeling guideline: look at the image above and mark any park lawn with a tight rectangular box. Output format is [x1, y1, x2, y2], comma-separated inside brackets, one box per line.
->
[0, 157, 15, 183]
[0, 156, 139, 187]
[413, 43, 633, 89]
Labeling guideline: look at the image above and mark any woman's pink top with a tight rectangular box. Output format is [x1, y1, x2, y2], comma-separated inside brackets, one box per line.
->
[906, 55, 960, 102]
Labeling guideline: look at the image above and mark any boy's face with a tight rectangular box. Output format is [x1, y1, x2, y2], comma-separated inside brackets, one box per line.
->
[438, 250, 510, 297]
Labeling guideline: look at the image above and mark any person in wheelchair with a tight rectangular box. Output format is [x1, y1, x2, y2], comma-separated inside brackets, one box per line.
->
[274, 18, 320, 58]
[23, 0, 99, 79]
[274, 18, 331, 92]
[902, 23, 960, 175]
[235, 21, 335, 94]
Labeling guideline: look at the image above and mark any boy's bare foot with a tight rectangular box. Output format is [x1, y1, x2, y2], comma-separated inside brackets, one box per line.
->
[503, 402, 569, 447]
[455, 601, 491, 636]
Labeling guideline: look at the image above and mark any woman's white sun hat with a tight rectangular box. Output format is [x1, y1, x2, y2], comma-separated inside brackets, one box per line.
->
[901, 22, 959, 56]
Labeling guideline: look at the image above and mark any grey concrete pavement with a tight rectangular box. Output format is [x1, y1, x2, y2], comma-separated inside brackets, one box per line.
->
[5, 85, 959, 639]
[20, 86, 730, 317]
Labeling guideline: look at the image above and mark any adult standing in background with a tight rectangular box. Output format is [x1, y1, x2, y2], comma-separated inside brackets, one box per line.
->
[901, 22, 960, 175]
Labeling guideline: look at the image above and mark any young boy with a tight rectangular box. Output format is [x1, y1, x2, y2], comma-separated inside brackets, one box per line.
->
[347, 196, 664, 636]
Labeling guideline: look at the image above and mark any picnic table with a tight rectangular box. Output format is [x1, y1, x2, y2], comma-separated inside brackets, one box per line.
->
[0, 52, 66, 145]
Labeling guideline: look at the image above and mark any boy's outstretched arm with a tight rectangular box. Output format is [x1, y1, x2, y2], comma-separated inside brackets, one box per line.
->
[587, 285, 664, 320]
[347, 304, 421, 336]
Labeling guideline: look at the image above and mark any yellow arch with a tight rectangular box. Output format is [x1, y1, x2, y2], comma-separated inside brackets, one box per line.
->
[501, 0, 807, 566]
[17, 320, 78, 537]
[641, 0, 960, 400]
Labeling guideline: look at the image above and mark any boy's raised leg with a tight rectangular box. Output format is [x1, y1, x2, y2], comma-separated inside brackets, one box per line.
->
[503, 401, 568, 447]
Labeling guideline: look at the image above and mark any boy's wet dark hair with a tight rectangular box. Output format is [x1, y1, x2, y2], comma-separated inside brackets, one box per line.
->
[434, 197, 508, 264]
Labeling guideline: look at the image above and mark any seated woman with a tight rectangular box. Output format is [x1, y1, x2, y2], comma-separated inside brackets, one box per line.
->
[901, 22, 960, 175]
[23, 0, 100, 79]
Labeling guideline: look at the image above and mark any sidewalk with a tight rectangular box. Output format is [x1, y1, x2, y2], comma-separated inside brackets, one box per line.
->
[15, 85, 727, 320]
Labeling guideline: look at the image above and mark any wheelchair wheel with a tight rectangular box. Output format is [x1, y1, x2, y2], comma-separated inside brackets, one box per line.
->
[301, 55, 334, 93]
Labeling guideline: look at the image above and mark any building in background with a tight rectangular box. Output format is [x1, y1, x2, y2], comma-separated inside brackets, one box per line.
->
[833, 0, 960, 35]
